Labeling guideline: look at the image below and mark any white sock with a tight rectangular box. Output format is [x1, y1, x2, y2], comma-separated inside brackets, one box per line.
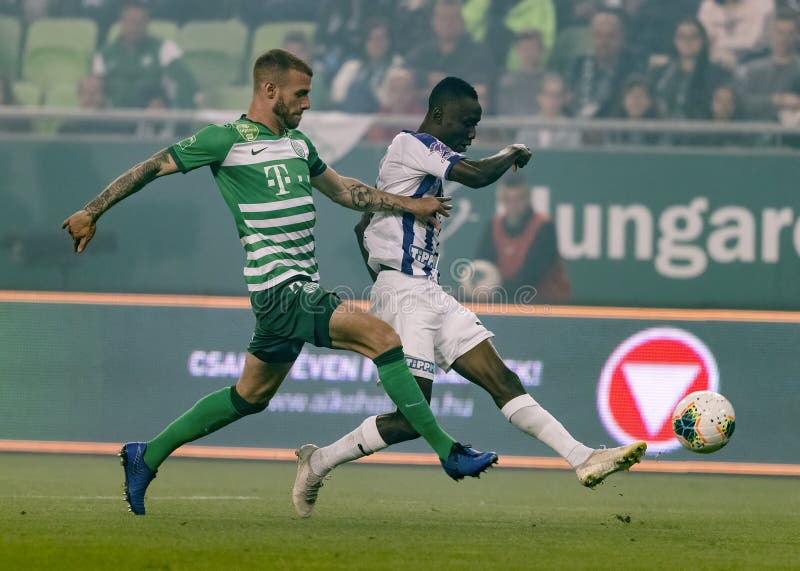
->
[309, 415, 388, 476]
[501, 394, 593, 468]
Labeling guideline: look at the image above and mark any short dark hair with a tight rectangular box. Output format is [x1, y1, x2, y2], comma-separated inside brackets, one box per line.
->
[516, 29, 543, 47]
[622, 74, 651, 94]
[252, 48, 313, 89]
[428, 76, 477, 111]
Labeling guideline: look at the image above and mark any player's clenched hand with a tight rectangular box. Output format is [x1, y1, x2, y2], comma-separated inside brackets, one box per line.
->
[62, 210, 96, 253]
[508, 143, 532, 171]
[410, 196, 452, 230]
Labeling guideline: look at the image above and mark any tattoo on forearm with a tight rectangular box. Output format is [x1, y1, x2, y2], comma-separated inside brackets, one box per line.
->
[84, 149, 171, 219]
[347, 182, 404, 214]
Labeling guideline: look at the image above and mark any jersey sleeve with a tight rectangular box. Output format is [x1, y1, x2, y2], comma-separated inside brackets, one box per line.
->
[400, 132, 465, 180]
[169, 124, 237, 173]
[295, 131, 328, 177]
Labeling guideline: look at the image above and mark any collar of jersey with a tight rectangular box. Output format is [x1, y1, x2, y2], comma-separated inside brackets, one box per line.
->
[239, 114, 286, 137]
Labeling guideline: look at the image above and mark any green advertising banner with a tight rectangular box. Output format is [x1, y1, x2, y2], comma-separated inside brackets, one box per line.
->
[0, 299, 796, 466]
[2, 140, 799, 308]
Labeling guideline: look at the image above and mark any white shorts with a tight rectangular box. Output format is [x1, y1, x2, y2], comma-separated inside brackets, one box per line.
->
[370, 270, 494, 381]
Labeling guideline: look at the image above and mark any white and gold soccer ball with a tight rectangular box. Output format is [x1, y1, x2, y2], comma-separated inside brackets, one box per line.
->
[671, 390, 736, 454]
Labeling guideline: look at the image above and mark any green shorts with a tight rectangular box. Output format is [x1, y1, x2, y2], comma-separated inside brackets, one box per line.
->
[247, 278, 342, 363]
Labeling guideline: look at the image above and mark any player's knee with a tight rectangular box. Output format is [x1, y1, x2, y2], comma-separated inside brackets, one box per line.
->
[488, 368, 526, 406]
[371, 321, 402, 354]
[230, 385, 270, 415]
[378, 412, 421, 445]
[501, 367, 525, 391]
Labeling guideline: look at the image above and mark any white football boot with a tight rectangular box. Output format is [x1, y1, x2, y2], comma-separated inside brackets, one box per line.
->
[292, 444, 326, 518]
[575, 441, 647, 488]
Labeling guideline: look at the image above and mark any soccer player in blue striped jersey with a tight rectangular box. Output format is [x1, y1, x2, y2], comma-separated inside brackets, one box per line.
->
[292, 77, 647, 517]
[62, 51, 498, 516]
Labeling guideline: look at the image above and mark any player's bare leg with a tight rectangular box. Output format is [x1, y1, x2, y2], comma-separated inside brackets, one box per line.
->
[122, 355, 294, 515]
[327, 301, 495, 474]
[451, 340, 645, 487]
[293, 303, 497, 517]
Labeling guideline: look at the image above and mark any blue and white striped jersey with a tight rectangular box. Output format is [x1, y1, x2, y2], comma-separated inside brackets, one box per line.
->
[364, 130, 464, 280]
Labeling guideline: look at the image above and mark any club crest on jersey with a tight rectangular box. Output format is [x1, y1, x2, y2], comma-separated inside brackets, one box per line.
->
[236, 123, 259, 142]
[427, 140, 456, 163]
[176, 135, 196, 150]
[291, 139, 308, 159]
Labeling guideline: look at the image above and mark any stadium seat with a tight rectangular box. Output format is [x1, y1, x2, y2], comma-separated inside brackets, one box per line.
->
[249, 22, 315, 65]
[22, 18, 97, 89]
[45, 82, 79, 108]
[105, 19, 179, 44]
[203, 85, 252, 111]
[0, 15, 21, 80]
[547, 26, 589, 73]
[178, 19, 248, 88]
[11, 81, 41, 106]
[34, 82, 80, 133]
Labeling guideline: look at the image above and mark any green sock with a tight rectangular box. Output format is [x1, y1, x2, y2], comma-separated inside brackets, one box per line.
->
[143, 387, 248, 470]
[374, 347, 455, 460]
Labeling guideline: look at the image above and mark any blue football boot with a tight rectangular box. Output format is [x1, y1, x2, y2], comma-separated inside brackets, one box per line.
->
[119, 442, 156, 515]
[440, 442, 498, 481]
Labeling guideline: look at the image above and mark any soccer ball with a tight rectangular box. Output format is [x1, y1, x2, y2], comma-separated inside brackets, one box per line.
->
[671, 390, 736, 454]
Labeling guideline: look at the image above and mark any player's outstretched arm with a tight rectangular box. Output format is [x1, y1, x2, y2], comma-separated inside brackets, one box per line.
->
[62, 149, 179, 253]
[354, 212, 378, 282]
[311, 166, 452, 229]
[449, 143, 532, 188]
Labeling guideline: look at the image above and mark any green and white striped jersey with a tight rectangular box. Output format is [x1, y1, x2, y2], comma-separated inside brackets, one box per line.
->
[169, 115, 328, 292]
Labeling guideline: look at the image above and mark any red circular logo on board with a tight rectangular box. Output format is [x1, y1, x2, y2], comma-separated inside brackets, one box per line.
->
[597, 328, 719, 454]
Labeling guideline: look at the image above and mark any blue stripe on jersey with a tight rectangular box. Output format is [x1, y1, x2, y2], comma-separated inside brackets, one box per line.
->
[401, 174, 436, 274]
[422, 224, 434, 276]
[444, 155, 463, 180]
[404, 130, 436, 147]
[421, 178, 442, 277]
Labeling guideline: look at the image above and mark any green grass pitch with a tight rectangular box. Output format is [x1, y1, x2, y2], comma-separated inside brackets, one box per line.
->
[1, 453, 798, 570]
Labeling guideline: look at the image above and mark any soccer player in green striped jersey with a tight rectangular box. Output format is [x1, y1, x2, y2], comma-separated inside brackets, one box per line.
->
[62, 49, 498, 516]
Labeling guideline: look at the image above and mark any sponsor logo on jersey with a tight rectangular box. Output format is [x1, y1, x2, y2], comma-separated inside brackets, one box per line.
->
[236, 123, 259, 142]
[291, 139, 308, 159]
[264, 163, 291, 195]
[597, 327, 719, 454]
[409, 244, 439, 268]
[251, 146, 269, 155]
[176, 135, 196, 151]
[406, 357, 436, 376]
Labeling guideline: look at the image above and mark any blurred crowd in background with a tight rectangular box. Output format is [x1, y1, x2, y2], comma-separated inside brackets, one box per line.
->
[1, 0, 800, 147]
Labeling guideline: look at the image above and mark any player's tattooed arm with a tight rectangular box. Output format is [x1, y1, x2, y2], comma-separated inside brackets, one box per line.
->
[311, 167, 452, 228]
[344, 178, 405, 214]
[62, 148, 179, 253]
[83, 149, 178, 221]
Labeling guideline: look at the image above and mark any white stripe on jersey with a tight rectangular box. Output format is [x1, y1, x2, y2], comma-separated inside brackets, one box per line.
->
[246, 269, 319, 292]
[244, 256, 317, 277]
[247, 240, 315, 261]
[240, 228, 313, 246]
[244, 211, 315, 228]
[238, 196, 313, 212]
[221, 138, 310, 167]
[364, 131, 463, 280]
